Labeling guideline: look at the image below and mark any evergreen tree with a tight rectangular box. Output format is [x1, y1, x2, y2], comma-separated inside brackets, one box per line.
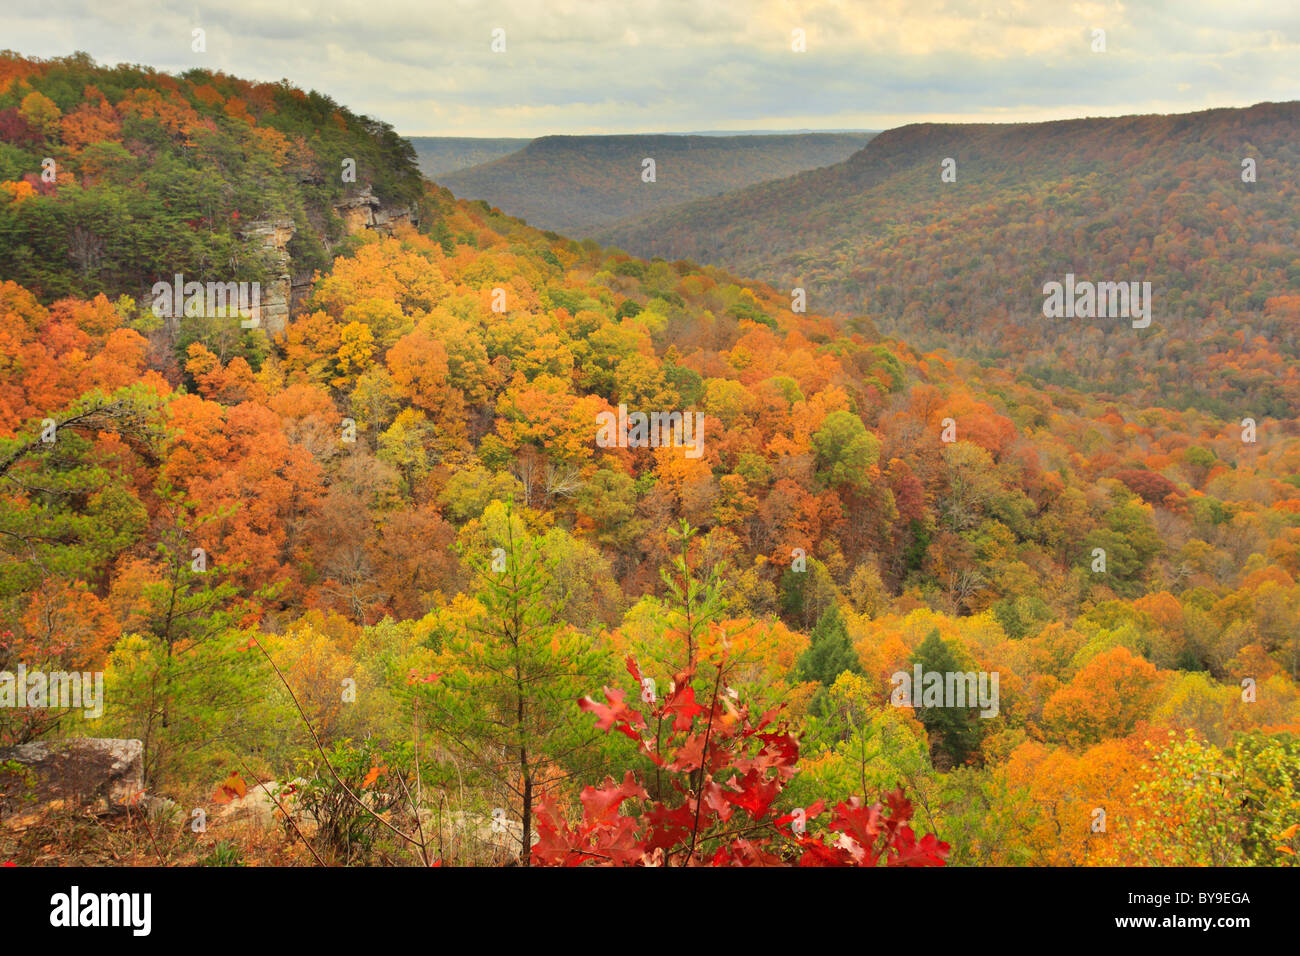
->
[659, 519, 727, 674]
[910, 628, 984, 769]
[102, 492, 267, 786]
[420, 503, 610, 864]
[796, 603, 860, 686]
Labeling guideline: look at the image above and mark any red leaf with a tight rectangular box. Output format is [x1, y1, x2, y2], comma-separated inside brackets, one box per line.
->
[887, 826, 951, 867]
[579, 771, 647, 824]
[578, 687, 645, 741]
[828, 797, 885, 865]
[663, 682, 705, 731]
[722, 768, 781, 820]
[667, 732, 706, 772]
[211, 771, 247, 805]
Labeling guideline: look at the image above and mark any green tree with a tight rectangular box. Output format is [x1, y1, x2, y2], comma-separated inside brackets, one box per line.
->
[0, 393, 155, 743]
[102, 494, 267, 785]
[910, 628, 985, 769]
[1233, 732, 1300, 866]
[419, 504, 612, 863]
[575, 468, 640, 552]
[659, 519, 728, 673]
[812, 410, 880, 492]
[796, 603, 861, 686]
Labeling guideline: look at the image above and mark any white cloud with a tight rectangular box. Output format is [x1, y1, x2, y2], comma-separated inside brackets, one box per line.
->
[1, 0, 1296, 135]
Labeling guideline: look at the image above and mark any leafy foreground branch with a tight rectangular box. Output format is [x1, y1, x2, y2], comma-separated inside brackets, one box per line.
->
[534, 653, 951, 867]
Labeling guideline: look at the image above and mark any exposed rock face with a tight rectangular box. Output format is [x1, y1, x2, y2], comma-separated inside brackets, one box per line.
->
[238, 218, 294, 337]
[335, 184, 418, 235]
[141, 185, 418, 340]
[335, 189, 379, 234]
[0, 738, 145, 824]
[238, 186, 417, 337]
[441, 810, 531, 855]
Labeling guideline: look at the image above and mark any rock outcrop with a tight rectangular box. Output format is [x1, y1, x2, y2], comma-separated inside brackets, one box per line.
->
[238, 186, 418, 337]
[237, 218, 294, 336]
[212, 778, 313, 830]
[0, 738, 145, 825]
[334, 184, 419, 235]
[141, 185, 419, 339]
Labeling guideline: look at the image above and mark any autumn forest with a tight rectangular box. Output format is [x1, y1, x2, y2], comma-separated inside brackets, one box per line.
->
[0, 44, 1297, 876]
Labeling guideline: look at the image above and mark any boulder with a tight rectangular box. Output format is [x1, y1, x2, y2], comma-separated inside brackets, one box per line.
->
[0, 738, 145, 824]
[212, 778, 315, 833]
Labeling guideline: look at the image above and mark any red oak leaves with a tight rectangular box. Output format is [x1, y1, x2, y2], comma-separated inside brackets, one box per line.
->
[538, 654, 950, 867]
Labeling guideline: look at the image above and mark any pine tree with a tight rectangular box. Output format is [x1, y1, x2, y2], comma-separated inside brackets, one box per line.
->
[910, 628, 984, 769]
[659, 519, 727, 674]
[103, 492, 265, 786]
[420, 503, 609, 864]
[796, 603, 860, 686]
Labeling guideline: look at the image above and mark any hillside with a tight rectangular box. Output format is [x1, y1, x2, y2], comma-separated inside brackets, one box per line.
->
[408, 135, 531, 178]
[2, 55, 1298, 870]
[0, 51, 425, 331]
[437, 132, 872, 235]
[602, 103, 1300, 414]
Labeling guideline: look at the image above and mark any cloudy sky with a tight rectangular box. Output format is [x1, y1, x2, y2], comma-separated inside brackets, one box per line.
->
[4, 1, 1298, 136]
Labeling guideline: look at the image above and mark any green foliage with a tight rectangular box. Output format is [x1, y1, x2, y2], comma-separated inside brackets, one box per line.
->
[910, 629, 986, 769]
[796, 603, 861, 686]
[1232, 732, 1300, 866]
[1122, 732, 1247, 866]
[199, 838, 246, 867]
[418, 504, 614, 862]
[658, 519, 729, 674]
[0, 427, 145, 599]
[0, 52, 423, 303]
[812, 410, 880, 492]
[793, 671, 934, 809]
[291, 738, 415, 864]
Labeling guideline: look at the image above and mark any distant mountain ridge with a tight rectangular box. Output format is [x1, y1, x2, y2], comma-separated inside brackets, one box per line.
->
[409, 136, 532, 178]
[435, 132, 873, 235]
[600, 102, 1300, 412]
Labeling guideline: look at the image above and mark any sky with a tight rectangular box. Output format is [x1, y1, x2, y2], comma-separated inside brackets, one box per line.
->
[3, 0, 1298, 137]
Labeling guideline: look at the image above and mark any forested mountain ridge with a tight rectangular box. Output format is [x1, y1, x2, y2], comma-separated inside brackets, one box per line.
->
[0, 50, 425, 315]
[437, 131, 872, 235]
[1, 57, 1298, 868]
[602, 102, 1300, 415]
[409, 136, 531, 178]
